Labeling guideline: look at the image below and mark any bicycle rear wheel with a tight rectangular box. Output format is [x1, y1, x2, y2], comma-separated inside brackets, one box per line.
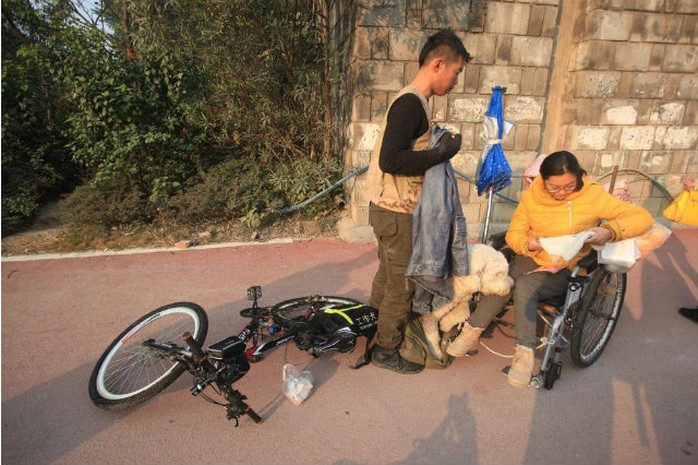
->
[271, 295, 363, 328]
[570, 270, 626, 367]
[88, 302, 208, 410]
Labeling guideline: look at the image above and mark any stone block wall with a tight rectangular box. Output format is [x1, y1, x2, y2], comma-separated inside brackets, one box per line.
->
[345, 0, 698, 232]
[347, 0, 560, 231]
[544, 0, 698, 213]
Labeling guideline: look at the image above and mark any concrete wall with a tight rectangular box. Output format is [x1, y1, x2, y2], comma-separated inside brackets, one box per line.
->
[344, 0, 698, 236]
[545, 0, 698, 215]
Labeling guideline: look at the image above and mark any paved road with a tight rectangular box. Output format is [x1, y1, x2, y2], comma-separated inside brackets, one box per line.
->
[2, 231, 697, 465]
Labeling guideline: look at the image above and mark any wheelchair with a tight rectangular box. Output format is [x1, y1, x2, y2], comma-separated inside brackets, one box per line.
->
[488, 233, 627, 390]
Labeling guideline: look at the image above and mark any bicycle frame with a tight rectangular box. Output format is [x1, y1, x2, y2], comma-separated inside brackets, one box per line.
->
[239, 316, 301, 361]
[234, 288, 310, 362]
[89, 287, 376, 426]
[142, 330, 262, 426]
[131, 288, 301, 425]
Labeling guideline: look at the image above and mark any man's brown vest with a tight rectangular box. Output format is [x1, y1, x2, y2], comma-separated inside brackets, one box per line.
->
[366, 86, 433, 214]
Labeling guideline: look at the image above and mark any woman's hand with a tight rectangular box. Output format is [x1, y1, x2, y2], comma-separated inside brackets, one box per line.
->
[585, 227, 613, 246]
[527, 233, 542, 252]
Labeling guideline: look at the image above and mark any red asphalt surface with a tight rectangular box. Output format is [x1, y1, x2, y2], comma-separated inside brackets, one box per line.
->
[2, 230, 697, 465]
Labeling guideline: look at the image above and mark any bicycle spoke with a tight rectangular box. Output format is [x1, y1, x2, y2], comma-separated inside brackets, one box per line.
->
[571, 271, 626, 367]
[91, 304, 207, 406]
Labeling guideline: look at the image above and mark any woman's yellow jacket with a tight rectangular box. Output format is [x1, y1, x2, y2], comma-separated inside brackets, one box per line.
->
[505, 175, 653, 269]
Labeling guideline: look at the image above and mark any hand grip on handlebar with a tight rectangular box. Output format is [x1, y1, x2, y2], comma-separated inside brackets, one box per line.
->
[183, 332, 206, 363]
[246, 406, 263, 423]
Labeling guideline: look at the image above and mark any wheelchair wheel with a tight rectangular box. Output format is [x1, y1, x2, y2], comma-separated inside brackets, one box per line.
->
[570, 269, 626, 367]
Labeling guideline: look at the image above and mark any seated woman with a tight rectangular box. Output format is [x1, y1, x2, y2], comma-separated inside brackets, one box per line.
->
[446, 150, 653, 387]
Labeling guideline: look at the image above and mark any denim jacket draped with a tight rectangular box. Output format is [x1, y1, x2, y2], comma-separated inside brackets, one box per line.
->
[405, 125, 470, 307]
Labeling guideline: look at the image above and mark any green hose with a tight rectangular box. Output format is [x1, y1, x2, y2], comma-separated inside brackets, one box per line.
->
[279, 164, 676, 215]
[278, 164, 519, 214]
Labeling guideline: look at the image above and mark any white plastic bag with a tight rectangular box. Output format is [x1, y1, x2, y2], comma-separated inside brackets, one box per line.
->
[282, 363, 313, 406]
[593, 238, 640, 273]
[539, 231, 596, 263]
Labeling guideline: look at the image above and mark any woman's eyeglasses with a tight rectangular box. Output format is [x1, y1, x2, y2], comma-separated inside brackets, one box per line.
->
[545, 182, 577, 194]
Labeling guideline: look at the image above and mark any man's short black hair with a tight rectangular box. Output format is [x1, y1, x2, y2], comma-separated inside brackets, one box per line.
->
[418, 29, 472, 67]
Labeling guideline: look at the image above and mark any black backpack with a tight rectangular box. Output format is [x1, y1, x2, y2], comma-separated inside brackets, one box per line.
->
[303, 304, 379, 368]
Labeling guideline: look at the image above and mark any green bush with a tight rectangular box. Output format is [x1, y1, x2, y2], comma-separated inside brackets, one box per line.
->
[164, 156, 270, 224]
[164, 154, 344, 224]
[2, 0, 356, 238]
[63, 177, 149, 228]
[54, 36, 205, 210]
[1, 4, 76, 235]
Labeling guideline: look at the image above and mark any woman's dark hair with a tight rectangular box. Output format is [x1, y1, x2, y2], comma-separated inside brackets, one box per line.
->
[419, 29, 472, 67]
[539, 151, 586, 191]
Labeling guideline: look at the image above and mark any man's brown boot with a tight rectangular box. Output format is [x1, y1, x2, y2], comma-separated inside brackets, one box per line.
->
[508, 345, 534, 387]
[445, 322, 484, 357]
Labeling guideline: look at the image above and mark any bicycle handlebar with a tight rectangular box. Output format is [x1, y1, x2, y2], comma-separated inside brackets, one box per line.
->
[246, 406, 263, 423]
[183, 332, 206, 363]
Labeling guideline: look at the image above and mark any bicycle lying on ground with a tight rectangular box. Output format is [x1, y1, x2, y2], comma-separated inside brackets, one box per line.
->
[88, 287, 378, 426]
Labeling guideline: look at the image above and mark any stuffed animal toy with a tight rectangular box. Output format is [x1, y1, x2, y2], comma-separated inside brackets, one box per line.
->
[420, 243, 514, 360]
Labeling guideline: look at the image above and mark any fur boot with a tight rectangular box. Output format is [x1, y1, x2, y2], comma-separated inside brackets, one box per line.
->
[508, 345, 534, 387]
[445, 321, 484, 357]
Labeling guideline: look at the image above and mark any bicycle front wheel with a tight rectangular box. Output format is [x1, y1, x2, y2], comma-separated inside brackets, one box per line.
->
[88, 302, 208, 410]
[271, 295, 363, 328]
[570, 270, 626, 367]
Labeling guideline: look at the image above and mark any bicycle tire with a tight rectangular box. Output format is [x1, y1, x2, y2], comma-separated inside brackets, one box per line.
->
[570, 270, 626, 367]
[271, 295, 363, 328]
[88, 302, 208, 410]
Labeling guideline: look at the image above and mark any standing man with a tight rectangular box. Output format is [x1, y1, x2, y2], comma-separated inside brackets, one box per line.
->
[366, 29, 471, 373]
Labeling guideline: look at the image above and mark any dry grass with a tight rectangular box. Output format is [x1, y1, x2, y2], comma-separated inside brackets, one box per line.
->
[1, 202, 340, 256]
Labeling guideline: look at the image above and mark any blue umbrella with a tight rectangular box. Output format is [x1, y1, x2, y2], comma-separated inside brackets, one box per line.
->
[476, 86, 513, 196]
[476, 86, 514, 241]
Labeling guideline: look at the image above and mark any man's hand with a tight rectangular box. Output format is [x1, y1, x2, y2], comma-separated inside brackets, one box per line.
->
[585, 227, 613, 246]
[435, 133, 462, 160]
